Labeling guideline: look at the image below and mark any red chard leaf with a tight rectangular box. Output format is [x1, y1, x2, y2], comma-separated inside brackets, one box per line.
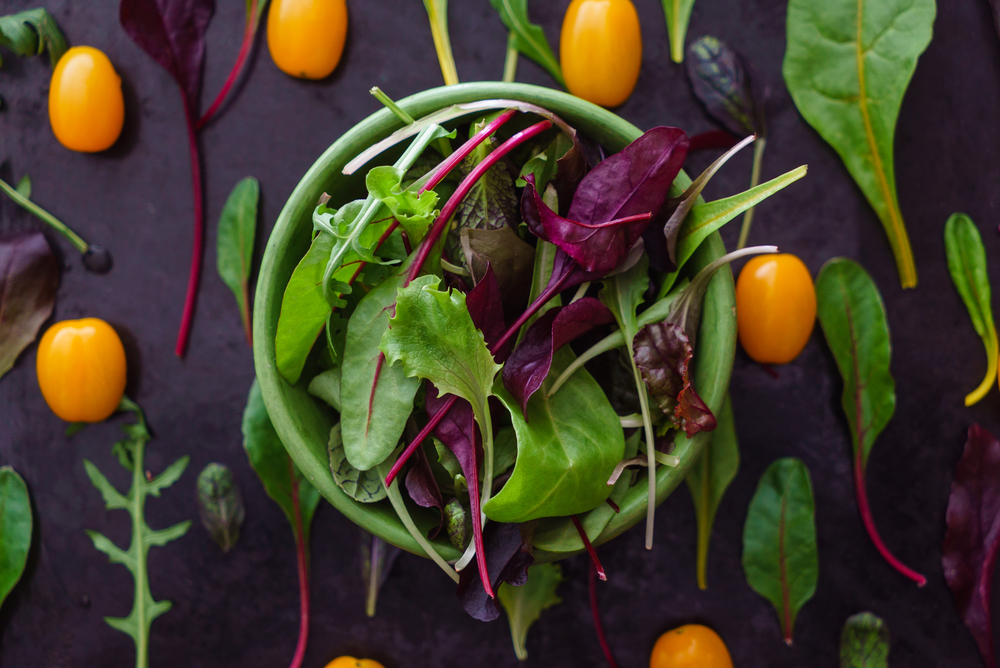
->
[943, 424, 1000, 668]
[463, 263, 509, 361]
[404, 444, 445, 539]
[0, 233, 59, 380]
[458, 522, 535, 622]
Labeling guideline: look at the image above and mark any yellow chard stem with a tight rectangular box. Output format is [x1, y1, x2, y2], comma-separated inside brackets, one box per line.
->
[423, 0, 459, 86]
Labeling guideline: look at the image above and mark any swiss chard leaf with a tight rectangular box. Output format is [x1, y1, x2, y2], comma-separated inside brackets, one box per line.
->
[498, 562, 562, 660]
[0, 8, 67, 67]
[686, 36, 763, 138]
[327, 423, 386, 503]
[458, 522, 534, 622]
[783, 0, 935, 288]
[944, 213, 998, 407]
[816, 257, 925, 586]
[216, 177, 259, 345]
[943, 424, 1000, 668]
[0, 233, 59, 381]
[488, 0, 564, 87]
[840, 611, 890, 668]
[196, 463, 245, 552]
[0, 467, 32, 612]
[662, 0, 697, 63]
[742, 457, 818, 646]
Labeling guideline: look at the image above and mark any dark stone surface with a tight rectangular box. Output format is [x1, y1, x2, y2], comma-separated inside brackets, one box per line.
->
[1, 1, 998, 666]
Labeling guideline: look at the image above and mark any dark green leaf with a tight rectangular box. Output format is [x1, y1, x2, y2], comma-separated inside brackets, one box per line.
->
[455, 143, 518, 233]
[840, 611, 889, 668]
[216, 177, 259, 344]
[783, 0, 935, 288]
[327, 423, 386, 503]
[0, 8, 68, 66]
[498, 562, 563, 660]
[742, 457, 818, 645]
[488, 0, 565, 87]
[196, 463, 245, 553]
[686, 36, 763, 138]
[0, 467, 32, 612]
[0, 233, 59, 380]
[661, 0, 697, 63]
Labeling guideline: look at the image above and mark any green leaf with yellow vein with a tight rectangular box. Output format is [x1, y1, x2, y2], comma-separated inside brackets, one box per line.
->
[783, 0, 936, 289]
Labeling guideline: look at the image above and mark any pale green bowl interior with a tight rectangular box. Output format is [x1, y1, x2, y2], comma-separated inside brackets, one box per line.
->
[253, 82, 736, 563]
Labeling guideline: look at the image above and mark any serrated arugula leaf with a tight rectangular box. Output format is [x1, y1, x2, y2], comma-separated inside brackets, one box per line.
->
[498, 563, 563, 660]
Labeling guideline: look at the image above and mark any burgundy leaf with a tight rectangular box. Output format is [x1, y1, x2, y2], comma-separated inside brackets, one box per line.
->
[460, 227, 535, 324]
[688, 129, 740, 151]
[550, 142, 588, 211]
[633, 322, 716, 437]
[404, 444, 444, 539]
[457, 522, 535, 621]
[464, 264, 509, 361]
[502, 297, 614, 415]
[943, 424, 1000, 668]
[0, 233, 59, 379]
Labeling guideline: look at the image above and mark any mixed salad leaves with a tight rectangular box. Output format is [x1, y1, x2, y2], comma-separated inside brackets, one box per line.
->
[274, 97, 805, 617]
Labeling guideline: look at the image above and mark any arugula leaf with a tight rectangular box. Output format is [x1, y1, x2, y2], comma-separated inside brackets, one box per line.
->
[661, 0, 697, 63]
[196, 463, 245, 553]
[366, 165, 439, 241]
[742, 457, 818, 645]
[488, 0, 565, 87]
[216, 177, 259, 345]
[0, 467, 31, 612]
[783, 0, 935, 288]
[840, 611, 890, 668]
[327, 423, 386, 503]
[498, 563, 563, 660]
[0, 8, 67, 66]
[0, 233, 59, 381]
[84, 398, 191, 668]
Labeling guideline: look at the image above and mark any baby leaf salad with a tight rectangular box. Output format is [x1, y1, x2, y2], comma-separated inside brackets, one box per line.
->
[274, 98, 806, 617]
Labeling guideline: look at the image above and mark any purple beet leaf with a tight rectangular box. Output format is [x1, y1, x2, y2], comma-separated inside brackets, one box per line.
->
[404, 444, 445, 539]
[458, 522, 535, 621]
[503, 297, 614, 415]
[943, 424, 1000, 668]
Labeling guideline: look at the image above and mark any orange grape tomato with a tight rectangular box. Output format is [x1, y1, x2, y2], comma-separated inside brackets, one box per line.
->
[267, 0, 348, 80]
[36, 318, 127, 423]
[649, 624, 733, 668]
[736, 253, 817, 364]
[48, 46, 125, 153]
[560, 0, 642, 107]
[323, 658, 385, 668]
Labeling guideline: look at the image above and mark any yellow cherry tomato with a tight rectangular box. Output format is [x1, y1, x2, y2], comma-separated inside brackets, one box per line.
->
[323, 658, 385, 668]
[736, 253, 817, 364]
[268, 0, 348, 80]
[650, 624, 733, 668]
[36, 318, 127, 423]
[560, 0, 642, 107]
[48, 46, 125, 153]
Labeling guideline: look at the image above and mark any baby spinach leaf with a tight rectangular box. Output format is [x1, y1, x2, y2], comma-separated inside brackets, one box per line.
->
[308, 368, 342, 412]
[216, 177, 259, 345]
[499, 562, 562, 660]
[84, 398, 192, 668]
[783, 0, 936, 288]
[0, 233, 59, 381]
[0, 8, 67, 66]
[196, 463, 245, 553]
[944, 213, 998, 407]
[816, 257, 926, 586]
[840, 611, 889, 668]
[662, 0, 697, 63]
[686, 36, 763, 138]
[742, 457, 818, 646]
[327, 423, 386, 503]
[359, 528, 401, 617]
[0, 467, 31, 613]
[488, 0, 564, 87]
[458, 522, 534, 621]
[685, 394, 738, 590]
[943, 424, 1000, 668]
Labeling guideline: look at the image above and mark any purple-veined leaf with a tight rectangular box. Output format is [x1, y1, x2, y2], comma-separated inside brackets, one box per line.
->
[0, 233, 59, 380]
[686, 36, 765, 139]
[458, 521, 534, 621]
[460, 227, 535, 323]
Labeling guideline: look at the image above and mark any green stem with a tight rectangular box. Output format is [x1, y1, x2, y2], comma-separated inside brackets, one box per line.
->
[0, 176, 89, 252]
[629, 358, 658, 550]
[502, 32, 519, 83]
[370, 86, 414, 124]
[696, 454, 710, 590]
[131, 425, 148, 668]
[736, 138, 767, 250]
[423, 0, 460, 86]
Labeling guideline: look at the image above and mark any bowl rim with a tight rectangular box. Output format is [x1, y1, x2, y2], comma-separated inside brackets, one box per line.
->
[253, 82, 736, 563]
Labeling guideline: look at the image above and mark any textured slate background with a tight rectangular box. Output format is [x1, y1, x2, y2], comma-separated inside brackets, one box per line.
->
[1, 1, 999, 666]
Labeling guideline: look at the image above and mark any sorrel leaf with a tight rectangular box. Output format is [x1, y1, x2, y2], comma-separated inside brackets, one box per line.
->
[943, 424, 1000, 668]
[783, 0, 936, 288]
[216, 177, 258, 345]
[488, 0, 565, 87]
[0, 8, 67, 66]
[359, 528, 401, 617]
[840, 611, 890, 668]
[742, 457, 818, 646]
[661, 0, 697, 62]
[685, 394, 738, 589]
[686, 36, 763, 138]
[327, 423, 386, 503]
[84, 398, 192, 668]
[944, 213, 998, 407]
[308, 368, 342, 412]
[498, 562, 563, 660]
[816, 257, 926, 585]
[0, 467, 32, 612]
[458, 522, 534, 621]
[196, 463, 245, 552]
[0, 233, 59, 380]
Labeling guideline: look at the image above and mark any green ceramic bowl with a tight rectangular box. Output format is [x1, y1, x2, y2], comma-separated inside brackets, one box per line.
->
[253, 82, 736, 563]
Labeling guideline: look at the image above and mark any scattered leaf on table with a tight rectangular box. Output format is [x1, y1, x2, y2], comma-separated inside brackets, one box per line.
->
[359, 528, 401, 617]
[0, 233, 59, 381]
[0, 467, 32, 612]
[742, 457, 818, 645]
[686, 36, 763, 138]
[783, 0, 936, 288]
[661, 0, 697, 63]
[0, 8, 68, 66]
[327, 423, 386, 503]
[15, 175, 31, 198]
[488, 0, 565, 87]
[943, 424, 1000, 668]
[216, 177, 259, 345]
[498, 562, 562, 660]
[840, 611, 889, 668]
[196, 462, 245, 552]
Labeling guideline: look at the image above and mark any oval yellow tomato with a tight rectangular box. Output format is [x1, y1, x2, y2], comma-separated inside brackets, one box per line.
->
[36, 318, 127, 423]
[268, 0, 348, 80]
[560, 0, 642, 107]
[49, 46, 125, 153]
[650, 624, 733, 668]
[323, 658, 385, 668]
[736, 253, 817, 364]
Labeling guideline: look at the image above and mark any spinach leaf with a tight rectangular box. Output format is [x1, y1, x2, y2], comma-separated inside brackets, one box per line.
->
[488, 0, 565, 87]
[742, 457, 818, 646]
[840, 611, 889, 668]
[0, 467, 31, 612]
[327, 423, 386, 503]
[0, 233, 59, 381]
[0, 8, 67, 67]
[661, 0, 697, 63]
[498, 562, 562, 660]
[196, 463, 245, 553]
[944, 213, 998, 407]
[359, 528, 400, 618]
[816, 258, 926, 586]
[423, 0, 459, 85]
[943, 424, 1000, 668]
[84, 398, 191, 668]
[685, 394, 738, 589]
[783, 0, 936, 288]
[216, 177, 259, 345]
